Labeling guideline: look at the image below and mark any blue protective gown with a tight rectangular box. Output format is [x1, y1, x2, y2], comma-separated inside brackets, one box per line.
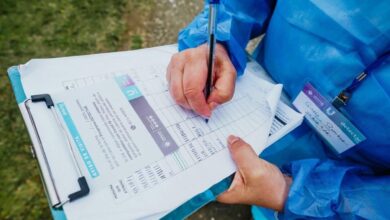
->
[178, 0, 390, 219]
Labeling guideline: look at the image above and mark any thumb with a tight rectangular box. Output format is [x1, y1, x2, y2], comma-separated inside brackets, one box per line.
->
[227, 135, 259, 174]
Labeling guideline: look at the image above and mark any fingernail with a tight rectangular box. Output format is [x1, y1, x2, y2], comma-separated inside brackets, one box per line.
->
[203, 112, 211, 118]
[228, 135, 240, 145]
[209, 102, 219, 111]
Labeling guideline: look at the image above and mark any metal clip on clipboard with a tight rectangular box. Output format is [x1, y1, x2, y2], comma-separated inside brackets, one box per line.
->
[24, 94, 90, 209]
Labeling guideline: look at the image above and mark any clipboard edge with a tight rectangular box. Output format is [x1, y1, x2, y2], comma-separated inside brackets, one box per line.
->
[7, 66, 68, 220]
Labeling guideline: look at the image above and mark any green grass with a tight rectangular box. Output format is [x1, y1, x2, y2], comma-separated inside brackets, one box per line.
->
[0, 1, 140, 219]
[0, 1, 242, 219]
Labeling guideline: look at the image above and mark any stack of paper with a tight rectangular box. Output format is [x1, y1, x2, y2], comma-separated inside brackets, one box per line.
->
[16, 45, 302, 219]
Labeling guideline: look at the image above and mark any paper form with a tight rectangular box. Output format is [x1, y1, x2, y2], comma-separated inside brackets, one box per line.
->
[19, 45, 301, 147]
[17, 45, 302, 219]
[48, 68, 281, 219]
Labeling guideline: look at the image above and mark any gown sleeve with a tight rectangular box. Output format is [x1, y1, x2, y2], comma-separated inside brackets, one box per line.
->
[281, 159, 390, 219]
[178, 0, 275, 75]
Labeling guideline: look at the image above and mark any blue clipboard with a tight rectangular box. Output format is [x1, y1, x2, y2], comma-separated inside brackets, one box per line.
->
[7, 65, 234, 220]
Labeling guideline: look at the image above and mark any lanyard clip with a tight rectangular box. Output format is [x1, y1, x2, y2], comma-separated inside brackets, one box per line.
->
[332, 90, 350, 109]
[332, 50, 389, 109]
[332, 71, 366, 109]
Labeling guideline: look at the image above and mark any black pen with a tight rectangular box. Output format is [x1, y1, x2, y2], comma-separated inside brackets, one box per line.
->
[205, 0, 219, 123]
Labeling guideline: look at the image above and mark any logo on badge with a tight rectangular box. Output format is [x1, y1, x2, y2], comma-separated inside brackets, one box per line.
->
[326, 107, 336, 116]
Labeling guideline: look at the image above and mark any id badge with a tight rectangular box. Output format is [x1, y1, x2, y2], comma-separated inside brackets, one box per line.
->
[293, 83, 366, 153]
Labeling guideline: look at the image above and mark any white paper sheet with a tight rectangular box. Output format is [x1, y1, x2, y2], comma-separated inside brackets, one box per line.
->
[52, 72, 280, 220]
[17, 45, 302, 219]
[19, 45, 301, 148]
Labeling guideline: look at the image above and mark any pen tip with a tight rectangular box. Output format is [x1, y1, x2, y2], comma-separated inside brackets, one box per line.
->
[205, 118, 209, 123]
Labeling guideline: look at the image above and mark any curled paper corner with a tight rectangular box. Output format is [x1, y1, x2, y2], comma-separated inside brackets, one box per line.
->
[266, 84, 283, 116]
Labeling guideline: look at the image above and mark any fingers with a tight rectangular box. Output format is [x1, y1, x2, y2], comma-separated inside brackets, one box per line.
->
[217, 172, 245, 204]
[167, 53, 190, 109]
[207, 48, 237, 108]
[207, 66, 236, 108]
[218, 136, 265, 205]
[182, 55, 211, 117]
[166, 43, 235, 117]
[227, 135, 259, 174]
[218, 136, 290, 209]
[167, 47, 211, 117]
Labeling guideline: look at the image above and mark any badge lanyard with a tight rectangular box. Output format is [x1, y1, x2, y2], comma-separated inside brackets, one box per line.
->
[332, 51, 390, 108]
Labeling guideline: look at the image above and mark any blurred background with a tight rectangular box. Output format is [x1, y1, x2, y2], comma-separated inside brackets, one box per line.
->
[0, 1, 252, 219]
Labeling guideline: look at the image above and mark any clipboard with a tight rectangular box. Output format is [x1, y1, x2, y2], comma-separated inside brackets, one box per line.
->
[25, 94, 90, 207]
[7, 65, 234, 220]
[7, 48, 302, 219]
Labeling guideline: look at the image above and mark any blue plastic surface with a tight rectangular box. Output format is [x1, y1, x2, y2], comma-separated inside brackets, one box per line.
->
[7, 66, 69, 220]
[50, 208, 67, 220]
[7, 66, 27, 104]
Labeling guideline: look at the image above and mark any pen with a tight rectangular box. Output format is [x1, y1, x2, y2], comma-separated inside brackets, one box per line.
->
[205, 0, 219, 123]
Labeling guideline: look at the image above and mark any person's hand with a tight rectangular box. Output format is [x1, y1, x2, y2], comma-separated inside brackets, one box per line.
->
[217, 135, 292, 211]
[166, 43, 236, 118]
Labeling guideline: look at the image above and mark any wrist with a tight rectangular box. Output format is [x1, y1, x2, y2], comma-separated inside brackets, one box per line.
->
[275, 175, 292, 212]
